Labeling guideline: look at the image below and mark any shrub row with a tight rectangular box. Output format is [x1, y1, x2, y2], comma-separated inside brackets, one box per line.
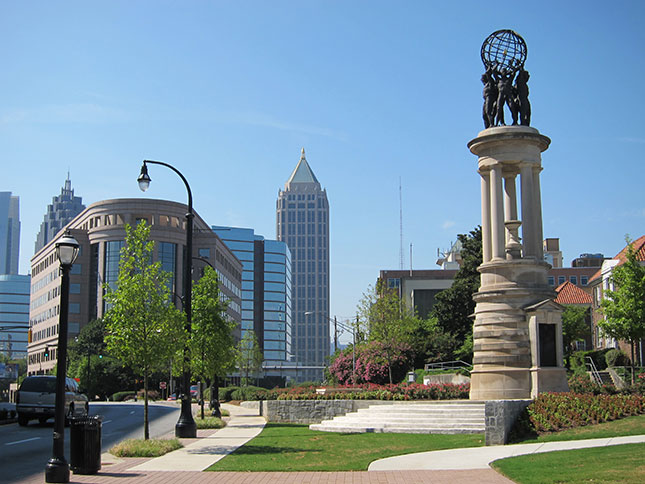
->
[111, 391, 137, 402]
[218, 386, 266, 401]
[526, 392, 645, 433]
[228, 382, 470, 401]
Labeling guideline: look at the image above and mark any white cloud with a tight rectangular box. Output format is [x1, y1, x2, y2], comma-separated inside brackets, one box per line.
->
[442, 220, 456, 229]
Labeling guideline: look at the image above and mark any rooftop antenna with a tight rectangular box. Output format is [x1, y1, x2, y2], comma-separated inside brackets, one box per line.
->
[399, 177, 404, 270]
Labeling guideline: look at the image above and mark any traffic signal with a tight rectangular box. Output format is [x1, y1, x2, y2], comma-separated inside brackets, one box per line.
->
[43, 347, 49, 358]
[28, 329, 32, 343]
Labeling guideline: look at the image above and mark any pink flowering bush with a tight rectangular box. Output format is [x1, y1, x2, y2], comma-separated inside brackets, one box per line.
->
[328, 341, 413, 385]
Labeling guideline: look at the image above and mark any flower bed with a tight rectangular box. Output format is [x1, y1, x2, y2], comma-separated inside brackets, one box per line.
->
[521, 392, 645, 433]
[254, 382, 470, 401]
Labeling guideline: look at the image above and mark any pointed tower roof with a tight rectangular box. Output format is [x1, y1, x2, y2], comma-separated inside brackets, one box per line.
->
[286, 148, 320, 186]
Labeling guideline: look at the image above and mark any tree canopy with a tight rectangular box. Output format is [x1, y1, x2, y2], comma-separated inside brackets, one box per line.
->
[190, 266, 236, 416]
[237, 329, 263, 386]
[599, 237, 645, 378]
[103, 222, 186, 438]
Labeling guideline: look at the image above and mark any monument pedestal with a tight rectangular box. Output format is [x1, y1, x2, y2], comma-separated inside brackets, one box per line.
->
[468, 126, 569, 401]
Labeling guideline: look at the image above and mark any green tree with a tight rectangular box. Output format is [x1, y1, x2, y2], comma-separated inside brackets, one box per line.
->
[190, 266, 236, 418]
[68, 319, 107, 398]
[599, 237, 645, 382]
[358, 280, 419, 383]
[431, 226, 482, 362]
[103, 222, 186, 439]
[236, 330, 263, 386]
[561, 305, 590, 366]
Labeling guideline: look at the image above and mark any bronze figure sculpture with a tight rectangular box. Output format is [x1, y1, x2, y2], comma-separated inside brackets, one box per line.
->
[480, 30, 531, 128]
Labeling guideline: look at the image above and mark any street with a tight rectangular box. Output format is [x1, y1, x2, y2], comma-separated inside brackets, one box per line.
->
[1, 401, 180, 483]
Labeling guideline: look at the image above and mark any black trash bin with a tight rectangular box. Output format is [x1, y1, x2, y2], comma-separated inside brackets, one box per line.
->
[69, 415, 102, 474]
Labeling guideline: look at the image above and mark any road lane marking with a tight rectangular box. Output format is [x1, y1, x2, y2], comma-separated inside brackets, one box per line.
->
[102, 420, 112, 424]
[129, 411, 135, 415]
[6, 437, 41, 446]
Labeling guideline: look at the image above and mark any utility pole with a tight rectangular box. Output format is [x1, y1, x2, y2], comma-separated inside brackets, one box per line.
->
[334, 316, 338, 353]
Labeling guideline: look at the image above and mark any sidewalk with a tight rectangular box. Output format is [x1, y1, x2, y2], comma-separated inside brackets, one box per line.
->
[369, 434, 645, 471]
[14, 402, 644, 483]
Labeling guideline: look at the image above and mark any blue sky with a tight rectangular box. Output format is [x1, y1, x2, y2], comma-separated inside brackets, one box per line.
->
[2, 1, 644, 334]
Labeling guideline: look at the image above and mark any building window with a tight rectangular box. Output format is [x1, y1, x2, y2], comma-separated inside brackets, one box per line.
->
[70, 264, 82, 275]
[570, 276, 578, 285]
[387, 278, 401, 289]
[69, 303, 80, 314]
[158, 242, 177, 291]
[548, 276, 555, 286]
[558, 276, 566, 285]
[70, 283, 81, 294]
[198, 248, 210, 259]
[581, 276, 588, 286]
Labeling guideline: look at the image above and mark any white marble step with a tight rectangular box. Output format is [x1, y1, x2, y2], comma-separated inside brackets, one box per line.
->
[310, 401, 485, 434]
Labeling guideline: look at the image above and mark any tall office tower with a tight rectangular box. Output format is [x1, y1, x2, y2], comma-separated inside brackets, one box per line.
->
[34, 174, 85, 253]
[0, 192, 20, 275]
[212, 226, 292, 381]
[276, 148, 329, 382]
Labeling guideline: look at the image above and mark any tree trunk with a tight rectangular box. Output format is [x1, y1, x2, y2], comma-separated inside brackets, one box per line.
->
[631, 340, 636, 385]
[143, 369, 149, 440]
[199, 380, 205, 420]
[211, 375, 221, 417]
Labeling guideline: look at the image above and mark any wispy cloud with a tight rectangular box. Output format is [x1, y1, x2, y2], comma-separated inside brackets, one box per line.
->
[0, 103, 133, 124]
[223, 110, 348, 141]
[618, 137, 645, 144]
[442, 220, 456, 229]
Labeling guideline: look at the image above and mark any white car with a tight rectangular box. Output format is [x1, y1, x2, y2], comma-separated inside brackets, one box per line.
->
[16, 375, 89, 426]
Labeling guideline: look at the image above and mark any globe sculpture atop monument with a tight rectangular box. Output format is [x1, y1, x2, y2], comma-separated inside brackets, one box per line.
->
[481, 30, 527, 75]
[480, 29, 531, 128]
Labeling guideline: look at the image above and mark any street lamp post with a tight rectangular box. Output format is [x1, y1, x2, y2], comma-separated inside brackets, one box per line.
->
[45, 231, 80, 483]
[138, 159, 197, 438]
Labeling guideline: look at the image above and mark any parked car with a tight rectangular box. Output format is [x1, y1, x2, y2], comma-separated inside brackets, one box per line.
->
[190, 385, 200, 399]
[16, 375, 89, 426]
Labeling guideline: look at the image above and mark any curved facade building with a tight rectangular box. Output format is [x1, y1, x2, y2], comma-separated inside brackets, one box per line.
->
[28, 198, 242, 375]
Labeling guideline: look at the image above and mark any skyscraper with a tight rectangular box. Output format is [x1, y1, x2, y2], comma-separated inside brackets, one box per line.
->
[34, 174, 85, 253]
[212, 226, 292, 381]
[0, 192, 20, 275]
[276, 148, 329, 381]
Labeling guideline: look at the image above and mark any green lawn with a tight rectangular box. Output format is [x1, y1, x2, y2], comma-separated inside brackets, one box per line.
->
[206, 414, 645, 473]
[492, 443, 645, 484]
[207, 423, 484, 471]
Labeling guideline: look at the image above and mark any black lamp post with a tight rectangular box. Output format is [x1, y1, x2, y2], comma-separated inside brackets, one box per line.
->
[45, 231, 79, 483]
[138, 160, 197, 438]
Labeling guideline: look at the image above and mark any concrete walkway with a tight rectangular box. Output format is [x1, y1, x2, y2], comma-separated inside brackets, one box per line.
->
[369, 434, 645, 471]
[127, 403, 266, 471]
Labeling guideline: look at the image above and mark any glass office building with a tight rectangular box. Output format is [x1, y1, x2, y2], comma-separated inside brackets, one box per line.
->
[211, 226, 292, 371]
[0, 274, 30, 359]
[0, 192, 20, 275]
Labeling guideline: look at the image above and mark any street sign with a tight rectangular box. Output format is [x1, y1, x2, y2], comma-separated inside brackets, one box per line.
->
[160, 381, 167, 389]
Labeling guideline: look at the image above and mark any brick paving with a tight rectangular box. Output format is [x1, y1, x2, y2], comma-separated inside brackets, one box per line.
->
[14, 459, 514, 484]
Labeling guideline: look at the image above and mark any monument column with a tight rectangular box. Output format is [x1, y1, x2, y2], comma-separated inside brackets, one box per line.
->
[490, 165, 505, 260]
[468, 29, 569, 401]
[480, 171, 492, 263]
[520, 162, 536, 259]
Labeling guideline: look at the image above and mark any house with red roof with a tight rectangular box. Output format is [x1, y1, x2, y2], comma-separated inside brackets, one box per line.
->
[555, 281, 593, 351]
[589, 235, 645, 364]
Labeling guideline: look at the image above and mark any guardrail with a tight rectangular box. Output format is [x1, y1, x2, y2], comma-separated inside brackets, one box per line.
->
[424, 360, 473, 373]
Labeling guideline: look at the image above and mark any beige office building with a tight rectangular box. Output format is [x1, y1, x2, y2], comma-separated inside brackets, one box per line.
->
[27, 198, 242, 375]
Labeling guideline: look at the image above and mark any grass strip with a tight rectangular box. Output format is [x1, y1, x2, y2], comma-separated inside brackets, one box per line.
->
[492, 443, 645, 484]
[207, 423, 484, 471]
[194, 415, 226, 429]
[110, 438, 183, 457]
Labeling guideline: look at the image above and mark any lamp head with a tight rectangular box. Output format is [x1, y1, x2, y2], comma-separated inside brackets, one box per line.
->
[138, 162, 151, 192]
[56, 231, 80, 267]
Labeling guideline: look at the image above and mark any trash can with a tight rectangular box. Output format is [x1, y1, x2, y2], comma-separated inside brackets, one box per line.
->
[69, 415, 102, 474]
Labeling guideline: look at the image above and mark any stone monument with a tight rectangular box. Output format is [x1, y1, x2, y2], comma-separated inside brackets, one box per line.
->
[469, 30, 569, 400]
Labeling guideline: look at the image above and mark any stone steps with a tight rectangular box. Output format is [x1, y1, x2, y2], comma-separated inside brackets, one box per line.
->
[309, 401, 485, 434]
